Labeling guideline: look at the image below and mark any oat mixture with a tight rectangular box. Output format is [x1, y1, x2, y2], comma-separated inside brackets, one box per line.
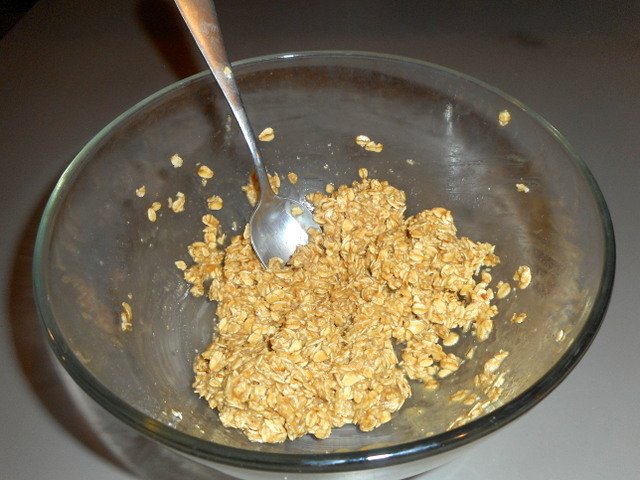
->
[184, 169, 505, 443]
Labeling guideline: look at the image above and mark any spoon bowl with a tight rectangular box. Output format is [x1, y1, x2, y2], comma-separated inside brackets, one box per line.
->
[250, 191, 318, 266]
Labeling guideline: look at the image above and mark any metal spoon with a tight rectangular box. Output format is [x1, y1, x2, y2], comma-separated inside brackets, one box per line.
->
[175, 0, 319, 267]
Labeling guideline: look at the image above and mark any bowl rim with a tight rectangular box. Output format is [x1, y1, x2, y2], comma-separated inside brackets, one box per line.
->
[33, 50, 616, 473]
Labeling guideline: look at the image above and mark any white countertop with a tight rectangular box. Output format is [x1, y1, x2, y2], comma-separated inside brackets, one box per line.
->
[1, 0, 638, 478]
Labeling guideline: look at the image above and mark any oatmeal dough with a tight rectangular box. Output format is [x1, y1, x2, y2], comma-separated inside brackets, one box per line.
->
[186, 173, 500, 442]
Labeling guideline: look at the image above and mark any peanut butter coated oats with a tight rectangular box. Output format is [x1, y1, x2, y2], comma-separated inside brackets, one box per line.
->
[186, 175, 503, 443]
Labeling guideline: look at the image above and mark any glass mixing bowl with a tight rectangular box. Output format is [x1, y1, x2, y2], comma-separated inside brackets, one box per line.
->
[33, 52, 614, 479]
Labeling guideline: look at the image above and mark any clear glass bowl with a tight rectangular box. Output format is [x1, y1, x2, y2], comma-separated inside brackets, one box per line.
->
[33, 52, 615, 479]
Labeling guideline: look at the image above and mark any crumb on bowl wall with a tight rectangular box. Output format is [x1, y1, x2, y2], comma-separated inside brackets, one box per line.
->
[513, 265, 532, 289]
[120, 301, 133, 331]
[171, 154, 183, 168]
[168, 192, 186, 213]
[198, 165, 215, 179]
[355, 134, 383, 152]
[511, 312, 527, 324]
[498, 110, 511, 126]
[206, 195, 223, 211]
[258, 127, 275, 142]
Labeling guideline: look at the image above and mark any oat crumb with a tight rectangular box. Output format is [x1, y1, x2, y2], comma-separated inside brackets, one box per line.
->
[240, 172, 281, 205]
[364, 141, 383, 153]
[287, 172, 298, 184]
[258, 127, 275, 142]
[510, 312, 527, 324]
[498, 110, 511, 126]
[269, 173, 281, 192]
[496, 281, 512, 299]
[465, 346, 477, 360]
[513, 265, 532, 289]
[241, 175, 259, 207]
[355, 134, 370, 146]
[356, 134, 383, 152]
[171, 154, 183, 168]
[484, 350, 509, 374]
[120, 302, 133, 331]
[135, 186, 146, 198]
[447, 350, 510, 430]
[207, 195, 224, 211]
[291, 205, 303, 216]
[147, 202, 161, 222]
[198, 165, 215, 179]
[516, 183, 530, 193]
[442, 331, 460, 347]
[169, 192, 186, 213]
[449, 389, 471, 403]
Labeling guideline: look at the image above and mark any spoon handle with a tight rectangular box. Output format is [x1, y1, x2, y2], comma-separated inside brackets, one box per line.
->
[174, 0, 272, 193]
